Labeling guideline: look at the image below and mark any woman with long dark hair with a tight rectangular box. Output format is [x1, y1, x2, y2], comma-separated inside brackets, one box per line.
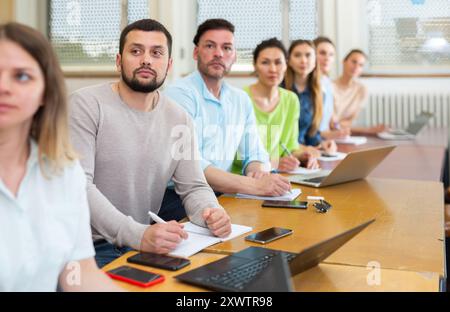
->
[283, 40, 337, 155]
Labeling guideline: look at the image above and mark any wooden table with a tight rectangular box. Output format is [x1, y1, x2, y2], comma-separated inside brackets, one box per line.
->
[104, 178, 445, 292]
[369, 145, 446, 181]
[320, 144, 447, 182]
[104, 251, 440, 292]
[208, 178, 445, 276]
[323, 127, 449, 182]
[103, 128, 448, 292]
[384, 127, 448, 148]
[103, 251, 220, 292]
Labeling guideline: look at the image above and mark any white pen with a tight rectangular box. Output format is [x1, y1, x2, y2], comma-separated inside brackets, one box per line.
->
[148, 211, 167, 224]
[307, 196, 324, 201]
[148, 211, 189, 242]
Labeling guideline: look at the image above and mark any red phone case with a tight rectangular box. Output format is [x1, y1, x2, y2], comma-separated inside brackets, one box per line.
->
[106, 270, 165, 288]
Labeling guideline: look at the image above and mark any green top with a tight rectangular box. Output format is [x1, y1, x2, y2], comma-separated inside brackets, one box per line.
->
[232, 86, 300, 174]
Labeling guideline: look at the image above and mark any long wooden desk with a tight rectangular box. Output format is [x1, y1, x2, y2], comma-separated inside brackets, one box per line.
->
[104, 178, 445, 292]
[320, 145, 446, 182]
[379, 127, 448, 148]
[322, 127, 448, 182]
[369, 145, 446, 181]
[207, 179, 444, 276]
[103, 251, 440, 292]
[104, 128, 448, 292]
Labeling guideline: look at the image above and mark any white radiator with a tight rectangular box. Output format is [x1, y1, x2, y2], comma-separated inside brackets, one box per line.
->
[360, 92, 450, 128]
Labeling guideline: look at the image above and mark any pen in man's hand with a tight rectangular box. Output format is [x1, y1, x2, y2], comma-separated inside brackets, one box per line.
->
[280, 142, 292, 157]
[148, 211, 167, 224]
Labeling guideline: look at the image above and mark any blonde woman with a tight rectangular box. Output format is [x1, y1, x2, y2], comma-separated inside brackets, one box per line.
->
[333, 49, 386, 135]
[283, 40, 337, 156]
[313, 36, 350, 140]
[0, 23, 120, 291]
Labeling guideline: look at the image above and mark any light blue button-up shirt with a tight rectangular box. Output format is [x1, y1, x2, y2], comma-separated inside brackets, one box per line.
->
[165, 71, 269, 174]
[0, 140, 95, 291]
[320, 75, 334, 131]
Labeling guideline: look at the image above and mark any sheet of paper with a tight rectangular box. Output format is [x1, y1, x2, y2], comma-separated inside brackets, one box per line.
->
[282, 167, 321, 175]
[169, 223, 253, 258]
[168, 232, 221, 258]
[182, 222, 253, 242]
[334, 136, 367, 145]
[377, 131, 414, 140]
[318, 152, 347, 162]
[236, 188, 301, 201]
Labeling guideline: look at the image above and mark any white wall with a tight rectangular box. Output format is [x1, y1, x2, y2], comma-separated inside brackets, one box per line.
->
[361, 77, 450, 93]
[15, 0, 47, 32]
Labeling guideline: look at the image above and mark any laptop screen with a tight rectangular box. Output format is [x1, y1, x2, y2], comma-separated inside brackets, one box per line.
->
[405, 112, 434, 135]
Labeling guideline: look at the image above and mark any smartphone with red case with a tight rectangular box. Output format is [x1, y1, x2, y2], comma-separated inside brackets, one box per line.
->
[106, 265, 164, 287]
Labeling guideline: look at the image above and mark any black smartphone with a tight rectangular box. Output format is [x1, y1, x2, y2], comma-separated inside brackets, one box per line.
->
[245, 227, 293, 244]
[127, 252, 191, 271]
[106, 266, 164, 287]
[262, 200, 308, 209]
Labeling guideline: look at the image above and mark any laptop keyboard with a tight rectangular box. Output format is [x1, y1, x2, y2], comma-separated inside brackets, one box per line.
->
[198, 252, 297, 291]
[388, 129, 408, 135]
[303, 176, 326, 183]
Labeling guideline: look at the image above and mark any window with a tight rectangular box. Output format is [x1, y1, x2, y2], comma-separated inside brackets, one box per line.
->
[289, 0, 318, 41]
[366, 0, 450, 74]
[49, 0, 150, 68]
[197, 0, 318, 70]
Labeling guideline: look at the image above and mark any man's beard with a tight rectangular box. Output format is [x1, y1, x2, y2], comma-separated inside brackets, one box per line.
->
[198, 57, 231, 80]
[121, 65, 168, 93]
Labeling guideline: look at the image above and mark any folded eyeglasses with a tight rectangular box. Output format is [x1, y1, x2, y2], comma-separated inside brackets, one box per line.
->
[313, 199, 332, 213]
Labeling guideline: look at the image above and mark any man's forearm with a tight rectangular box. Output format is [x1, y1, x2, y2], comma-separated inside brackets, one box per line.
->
[204, 166, 258, 195]
[87, 184, 148, 250]
[244, 161, 270, 175]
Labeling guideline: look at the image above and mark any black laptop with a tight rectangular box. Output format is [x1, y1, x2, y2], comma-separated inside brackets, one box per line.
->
[175, 219, 375, 292]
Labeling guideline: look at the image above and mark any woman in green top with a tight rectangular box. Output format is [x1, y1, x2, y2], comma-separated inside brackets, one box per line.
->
[238, 38, 318, 173]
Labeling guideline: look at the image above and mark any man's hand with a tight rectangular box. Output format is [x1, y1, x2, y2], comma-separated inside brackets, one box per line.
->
[245, 161, 271, 179]
[140, 221, 188, 254]
[254, 174, 291, 196]
[246, 170, 270, 179]
[277, 155, 300, 172]
[303, 145, 321, 158]
[321, 140, 337, 154]
[367, 124, 388, 134]
[203, 208, 232, 238]
[332, 128, 351, 139]
[298, 152, 319, 169]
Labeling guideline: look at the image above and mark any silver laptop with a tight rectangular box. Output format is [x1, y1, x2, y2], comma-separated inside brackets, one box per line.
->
[377, 111, 434, 140]
[289, 146, 395, 187]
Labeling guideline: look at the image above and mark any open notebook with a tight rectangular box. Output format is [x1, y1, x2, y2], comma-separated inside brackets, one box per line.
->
[169, 222, 252, 258]
[280, 167, 321, 175]
[236, 188, 301, 201]
[334, 136, 367, 145]
[318, 152, 347, 162]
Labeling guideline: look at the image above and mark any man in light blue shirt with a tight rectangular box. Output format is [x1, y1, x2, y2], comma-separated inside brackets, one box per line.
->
[320, 76, 334, 132]
[166, 18, 291, 196]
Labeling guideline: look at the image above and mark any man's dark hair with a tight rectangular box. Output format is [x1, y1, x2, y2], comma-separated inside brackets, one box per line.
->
[119, 19, 172, 56]
[193, 18, 235, 46]
[253, 37, 287, 63]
